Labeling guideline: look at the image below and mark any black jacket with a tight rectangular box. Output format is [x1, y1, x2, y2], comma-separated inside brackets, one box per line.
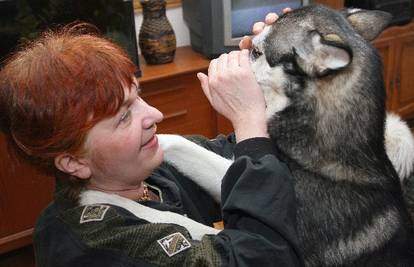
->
[34, 135, 304, 266]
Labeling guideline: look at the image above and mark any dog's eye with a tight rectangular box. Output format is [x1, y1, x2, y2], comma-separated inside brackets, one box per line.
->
[251, 47, 263, 59]
[283, 61, 304, 77]
[283, 62, 295, 73]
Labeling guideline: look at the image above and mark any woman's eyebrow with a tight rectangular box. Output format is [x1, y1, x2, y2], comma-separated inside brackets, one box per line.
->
[121, 93, 134, 108]
[124, 95, 135, 107]
[120, 83, 140, 107]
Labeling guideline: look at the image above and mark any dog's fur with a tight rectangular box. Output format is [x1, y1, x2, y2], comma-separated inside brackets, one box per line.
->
[159, 5, 414, 266]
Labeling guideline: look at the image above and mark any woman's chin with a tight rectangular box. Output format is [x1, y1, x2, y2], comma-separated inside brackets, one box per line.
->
[153, 145, 164, 167]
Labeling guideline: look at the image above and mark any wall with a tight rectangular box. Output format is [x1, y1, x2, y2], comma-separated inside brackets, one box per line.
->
[134, 7, 191, 52]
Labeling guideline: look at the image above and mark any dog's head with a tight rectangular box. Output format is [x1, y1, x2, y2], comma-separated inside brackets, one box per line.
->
[251, 5, 391, 117]
[251, 5, 393, 174]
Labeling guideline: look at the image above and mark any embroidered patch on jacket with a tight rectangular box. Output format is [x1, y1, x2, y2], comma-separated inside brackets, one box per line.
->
[157, 232, 192, 257]
[80, 205, 110, 224]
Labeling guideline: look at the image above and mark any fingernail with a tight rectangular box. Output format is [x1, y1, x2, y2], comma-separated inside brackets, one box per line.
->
[266, 12, 277, 19]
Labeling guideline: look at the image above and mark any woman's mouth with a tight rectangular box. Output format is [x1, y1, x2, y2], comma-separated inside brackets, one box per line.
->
[141, 134, 158, 149]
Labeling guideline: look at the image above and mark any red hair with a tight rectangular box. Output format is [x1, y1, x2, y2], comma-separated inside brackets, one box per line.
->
[0, 24, 137, 172]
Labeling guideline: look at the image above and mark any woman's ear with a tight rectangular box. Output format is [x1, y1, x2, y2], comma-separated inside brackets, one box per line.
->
[54, 154, 91, 179]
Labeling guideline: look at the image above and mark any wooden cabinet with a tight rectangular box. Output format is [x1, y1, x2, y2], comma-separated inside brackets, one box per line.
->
[392, 32, 414, 119]
[142, 74, 216, 137]
[374, 21, 414, 123]
[374, 40, 394, 109]
[315, 0, 344, 9]
[139, 48, 218, 138]
[0, 134, 55, 266]
[0, 144, 55, 254]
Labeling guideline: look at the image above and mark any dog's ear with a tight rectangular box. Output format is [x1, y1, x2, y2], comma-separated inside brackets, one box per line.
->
[294, 31, 351, 77]
[342, 9, 392, 41]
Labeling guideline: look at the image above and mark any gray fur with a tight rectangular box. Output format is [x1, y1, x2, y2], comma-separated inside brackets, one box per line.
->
[251, 5, 414, 266]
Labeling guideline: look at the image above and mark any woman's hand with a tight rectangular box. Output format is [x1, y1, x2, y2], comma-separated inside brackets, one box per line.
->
[197, 9, 293, 142]
[197, 50, 268, 142]
[239, 8, 292, 50]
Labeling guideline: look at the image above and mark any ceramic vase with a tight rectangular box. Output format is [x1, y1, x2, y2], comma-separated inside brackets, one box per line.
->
[139, 0, 176, 64]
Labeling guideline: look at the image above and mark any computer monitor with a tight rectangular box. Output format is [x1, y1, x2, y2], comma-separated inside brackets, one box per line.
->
[182, 0, 310, 58]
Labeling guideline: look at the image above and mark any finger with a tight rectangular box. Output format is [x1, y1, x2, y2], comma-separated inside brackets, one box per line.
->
[197, 72, 212, 102]
[217, 53, 228, 74]
[239, 35, 253, 50]
[252, 21, 265, 35]
[228, 50, 239, 69]
[283, 7, 292, 13]
[239, 49, 250, 68]
[208, 59, 216, 75]
[208, 58, 218, 80]
[265, 13, 278, 24]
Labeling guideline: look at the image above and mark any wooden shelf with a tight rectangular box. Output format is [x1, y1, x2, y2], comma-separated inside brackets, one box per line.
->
[139, 46, 210, 83]
[138, 46, 230, 138]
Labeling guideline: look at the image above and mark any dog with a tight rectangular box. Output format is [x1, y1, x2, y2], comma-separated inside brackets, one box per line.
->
[158, 5, 414, 266]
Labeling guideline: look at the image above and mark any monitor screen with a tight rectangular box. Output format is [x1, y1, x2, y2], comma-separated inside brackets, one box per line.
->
[0, 0, 140, 75]
[222, 0, 308, 47]
[231, 0, 302, 38]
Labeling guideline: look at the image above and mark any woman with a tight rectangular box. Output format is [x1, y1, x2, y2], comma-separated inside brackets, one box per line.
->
[0, 15, 302, 267]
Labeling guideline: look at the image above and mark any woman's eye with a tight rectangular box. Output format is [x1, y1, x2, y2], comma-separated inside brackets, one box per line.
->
[119, 110, 131, 123]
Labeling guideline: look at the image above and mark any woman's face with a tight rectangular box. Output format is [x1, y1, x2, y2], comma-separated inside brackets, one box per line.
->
[82, 80, 164, 190]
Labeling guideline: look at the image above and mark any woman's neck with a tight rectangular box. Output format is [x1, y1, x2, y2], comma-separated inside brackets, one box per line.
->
[86, 182, 148, 201]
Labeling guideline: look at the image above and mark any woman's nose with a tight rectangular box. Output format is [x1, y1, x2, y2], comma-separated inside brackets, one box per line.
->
[152, 106, 164, 124]
[142, 101, 164, 129]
